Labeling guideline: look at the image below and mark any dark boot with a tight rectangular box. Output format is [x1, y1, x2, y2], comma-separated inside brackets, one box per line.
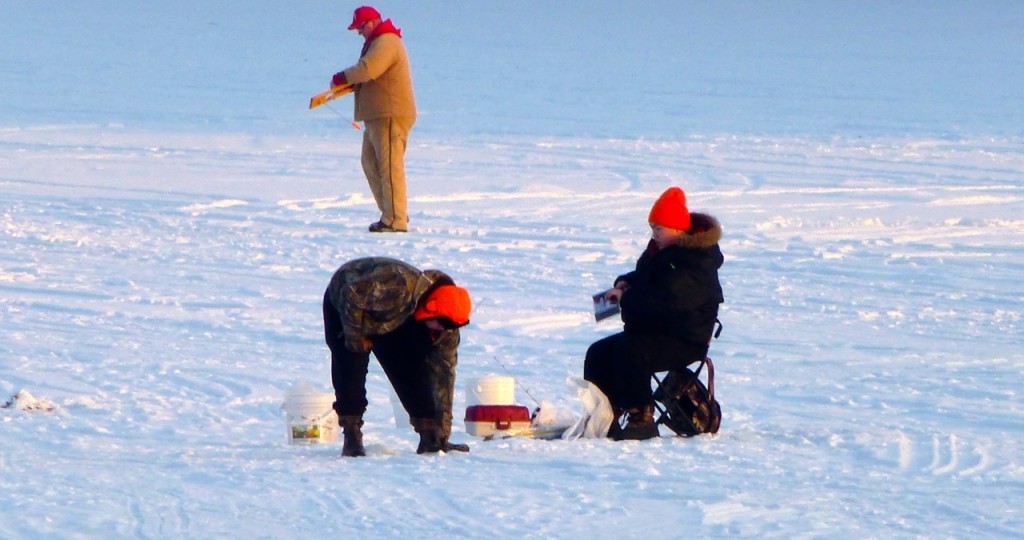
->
[338, 415, 366, 457]
[443, 440, 470, 453]
[413, 418, 470, 454]
[608, 405, 659, 441]
[413, 417, 442, 454]
[417, 429, 442, 454]
[438, 410, 469, 453]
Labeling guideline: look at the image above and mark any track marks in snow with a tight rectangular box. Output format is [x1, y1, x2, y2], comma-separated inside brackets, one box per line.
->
[851, 430, 998, 478]
[894, 432, 993, 477]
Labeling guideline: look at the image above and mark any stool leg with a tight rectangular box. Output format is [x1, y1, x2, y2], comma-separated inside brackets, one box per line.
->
[652, 368, 704, 437]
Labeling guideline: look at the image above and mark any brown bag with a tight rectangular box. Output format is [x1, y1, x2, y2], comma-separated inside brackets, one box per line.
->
[653, 358, 721, 436]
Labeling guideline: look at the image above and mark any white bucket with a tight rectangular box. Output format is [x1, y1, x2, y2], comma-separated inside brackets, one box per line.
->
[467, 375, 516, 406]
[281, 380, 338, 444]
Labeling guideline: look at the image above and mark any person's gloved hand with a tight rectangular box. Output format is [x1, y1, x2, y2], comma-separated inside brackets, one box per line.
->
[331, 71, 348, 87]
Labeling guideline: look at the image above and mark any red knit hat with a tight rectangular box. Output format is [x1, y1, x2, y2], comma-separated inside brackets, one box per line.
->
[648, 187, 691, 231]
[348, 6, 381, 30]
[414, 285, 472, 327]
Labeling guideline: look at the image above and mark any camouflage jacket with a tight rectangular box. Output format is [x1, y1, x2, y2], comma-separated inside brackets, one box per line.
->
[326, 257, 457, 351]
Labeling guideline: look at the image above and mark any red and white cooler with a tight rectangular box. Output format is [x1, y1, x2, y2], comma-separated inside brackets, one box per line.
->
[464, 404, 532, 437]
[464, 375, 532, 437]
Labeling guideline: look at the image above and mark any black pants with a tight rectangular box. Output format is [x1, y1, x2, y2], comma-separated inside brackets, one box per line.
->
[323, 291, 435, 420]
[583, 331, 707, 411]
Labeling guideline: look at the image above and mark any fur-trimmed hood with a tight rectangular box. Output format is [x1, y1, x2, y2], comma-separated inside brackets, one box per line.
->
[677, 212, 722, 250]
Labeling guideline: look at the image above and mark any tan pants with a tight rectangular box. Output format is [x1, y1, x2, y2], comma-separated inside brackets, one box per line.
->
[360, 117, 414, 229]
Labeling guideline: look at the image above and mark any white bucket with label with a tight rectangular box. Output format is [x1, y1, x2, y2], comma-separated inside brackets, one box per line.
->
[467, 375, 516, 406]
[281, 380, 338, 444]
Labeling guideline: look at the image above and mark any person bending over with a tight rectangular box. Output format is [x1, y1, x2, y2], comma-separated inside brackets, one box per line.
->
[323, 257, 471, 456]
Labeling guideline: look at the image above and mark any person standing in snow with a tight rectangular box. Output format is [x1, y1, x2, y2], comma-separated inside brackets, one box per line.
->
[330, 6, 417, 233]
[323, 257, 472, 456]
[584, 187, 724, 440]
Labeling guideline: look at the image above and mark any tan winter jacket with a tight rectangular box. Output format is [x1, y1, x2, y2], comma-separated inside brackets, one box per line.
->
[342, 33, 417, 122]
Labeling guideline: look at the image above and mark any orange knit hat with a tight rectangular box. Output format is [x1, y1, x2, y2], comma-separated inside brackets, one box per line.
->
[648, 187, 691, 231]
[414, 285, 472, 326]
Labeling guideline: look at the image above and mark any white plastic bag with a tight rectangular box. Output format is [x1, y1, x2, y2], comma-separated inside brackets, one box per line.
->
[561, 377, 614, 440]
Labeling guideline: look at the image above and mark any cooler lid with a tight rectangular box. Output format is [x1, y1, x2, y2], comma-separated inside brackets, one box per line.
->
[464, 404, 531, 422]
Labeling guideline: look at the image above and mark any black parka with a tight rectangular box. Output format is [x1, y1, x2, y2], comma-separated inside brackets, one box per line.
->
[617, 212, 724, 348]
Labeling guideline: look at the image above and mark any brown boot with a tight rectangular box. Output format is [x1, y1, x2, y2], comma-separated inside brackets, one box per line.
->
[338, 415, 366, 457]
[608, 405, 659, 441]
[412, 418, 470, 454]
[413, 418, 441, 454]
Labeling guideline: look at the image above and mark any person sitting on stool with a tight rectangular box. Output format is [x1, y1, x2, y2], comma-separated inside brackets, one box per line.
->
[584, 186, 724, 440]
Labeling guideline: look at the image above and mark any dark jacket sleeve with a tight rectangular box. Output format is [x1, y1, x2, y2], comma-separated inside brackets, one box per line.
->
[620, 246, 723, 341]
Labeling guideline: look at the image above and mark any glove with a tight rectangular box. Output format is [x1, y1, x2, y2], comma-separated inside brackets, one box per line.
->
[331, 71, 348, 87]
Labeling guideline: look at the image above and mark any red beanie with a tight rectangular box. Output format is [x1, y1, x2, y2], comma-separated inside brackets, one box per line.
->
[414, 285, 472, 326]
[648, 187, 691, 231]
[348, 6, 381, 30]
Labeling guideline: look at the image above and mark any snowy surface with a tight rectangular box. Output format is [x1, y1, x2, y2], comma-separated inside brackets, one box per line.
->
[2, 2, 1023, 538]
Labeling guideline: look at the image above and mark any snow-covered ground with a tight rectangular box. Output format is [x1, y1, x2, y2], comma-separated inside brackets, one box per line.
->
[2, 2, 1023, 538]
